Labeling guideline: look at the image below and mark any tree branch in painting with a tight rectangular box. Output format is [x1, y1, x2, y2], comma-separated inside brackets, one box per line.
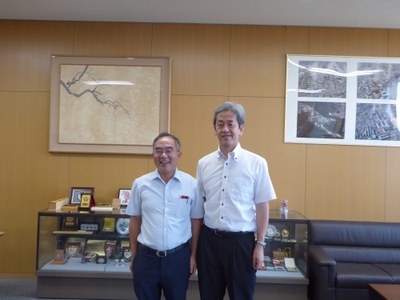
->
[60, 65, 130, 117]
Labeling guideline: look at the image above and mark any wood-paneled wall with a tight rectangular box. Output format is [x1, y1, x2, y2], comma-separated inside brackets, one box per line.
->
[1, 20, 400, 277]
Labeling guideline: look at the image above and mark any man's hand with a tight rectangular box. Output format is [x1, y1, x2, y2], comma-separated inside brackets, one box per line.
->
[252, 245, 265, 270]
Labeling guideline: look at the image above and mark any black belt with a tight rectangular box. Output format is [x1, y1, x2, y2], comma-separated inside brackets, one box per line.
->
[203, 225, 254, 237]
[138, 241, 189, 258]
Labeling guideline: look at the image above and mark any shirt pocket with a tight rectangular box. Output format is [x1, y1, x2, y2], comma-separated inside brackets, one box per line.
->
[174, 195, 191, 218]
[230, 176, 254, 202]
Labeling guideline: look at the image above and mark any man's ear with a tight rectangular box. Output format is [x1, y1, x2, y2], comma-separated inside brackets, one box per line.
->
[239, 124, 245, 136]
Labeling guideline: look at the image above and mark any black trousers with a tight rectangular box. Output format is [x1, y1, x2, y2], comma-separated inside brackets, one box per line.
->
[197, 225, 256, 300]
[132, 243, 191, 300]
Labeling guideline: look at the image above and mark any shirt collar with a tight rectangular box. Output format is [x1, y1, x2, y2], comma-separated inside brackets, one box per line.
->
[150, 168, 182, 182]
[217, 143, 242, 161]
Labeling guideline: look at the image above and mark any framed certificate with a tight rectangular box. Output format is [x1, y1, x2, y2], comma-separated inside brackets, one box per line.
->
[69, 187, 95, 205]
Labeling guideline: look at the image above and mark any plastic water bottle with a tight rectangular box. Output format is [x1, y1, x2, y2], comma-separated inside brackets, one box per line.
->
[280, 200, 288, 219]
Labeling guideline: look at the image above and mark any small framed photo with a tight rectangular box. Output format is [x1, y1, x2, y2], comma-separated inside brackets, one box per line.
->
[69, 187, 95, 205]
[118, 188, 131, 206]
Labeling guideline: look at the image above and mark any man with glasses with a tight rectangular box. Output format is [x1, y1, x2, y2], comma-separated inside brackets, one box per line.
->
[126, 132, 203, 300]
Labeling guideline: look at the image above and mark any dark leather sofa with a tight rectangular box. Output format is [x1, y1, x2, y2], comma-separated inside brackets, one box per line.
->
[308, 220, 400, 300]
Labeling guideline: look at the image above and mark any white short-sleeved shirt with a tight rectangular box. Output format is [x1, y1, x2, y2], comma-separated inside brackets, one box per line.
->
[126, 169, 203, 251]
[196, 143, 276, 232]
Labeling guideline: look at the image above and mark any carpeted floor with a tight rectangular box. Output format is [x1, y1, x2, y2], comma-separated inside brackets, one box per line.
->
[0, 279, 36, 300]
[0, 279, 83, 300]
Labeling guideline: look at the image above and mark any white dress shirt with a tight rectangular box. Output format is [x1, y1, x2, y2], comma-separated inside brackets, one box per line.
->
[126, 169, 203, 251]
[197, 143, 276, 232]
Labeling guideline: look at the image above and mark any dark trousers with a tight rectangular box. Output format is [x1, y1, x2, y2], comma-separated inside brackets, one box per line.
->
[197, 225, 256, 300]
[132, 243, 191, 300]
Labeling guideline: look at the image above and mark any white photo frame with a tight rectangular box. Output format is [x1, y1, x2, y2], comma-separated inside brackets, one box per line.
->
[285, 54, 400, 147]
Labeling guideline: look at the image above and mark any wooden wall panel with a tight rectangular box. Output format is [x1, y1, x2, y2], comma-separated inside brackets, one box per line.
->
[383, 29, 400, 222]
[309, 27, 389, 56]
[388, 29, 400, 56]
[0, 92, 70, 274]
[69, 155, 151, 203]
[170, 95, 225, 176]
[0, 20, 74, 92]
[152, 24, 231, 96]
[73, 22, 153, 56]
[385, 149, 400, 221]
[286, 27, 310, 55]
[230, 26, 286, 98]
[306, 145, 386, 220]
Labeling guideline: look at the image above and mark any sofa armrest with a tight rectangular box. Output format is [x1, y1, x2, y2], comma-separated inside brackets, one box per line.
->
[308, 245, 337, 300]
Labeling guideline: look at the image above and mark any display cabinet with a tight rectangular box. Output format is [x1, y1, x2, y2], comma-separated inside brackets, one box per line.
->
[36, 209, 133, 300]
[257, 209, 309, 284]
[36, 209, 309, 300]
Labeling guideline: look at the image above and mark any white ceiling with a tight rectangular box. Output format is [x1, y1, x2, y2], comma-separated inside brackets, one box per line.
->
[1, 0, 400, 29]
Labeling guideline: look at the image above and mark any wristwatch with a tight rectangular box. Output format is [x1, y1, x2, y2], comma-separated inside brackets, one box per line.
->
[256, 240, 266, 248]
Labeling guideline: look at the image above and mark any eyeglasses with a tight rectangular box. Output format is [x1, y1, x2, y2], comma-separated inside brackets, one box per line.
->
[153, 147, 179, 155]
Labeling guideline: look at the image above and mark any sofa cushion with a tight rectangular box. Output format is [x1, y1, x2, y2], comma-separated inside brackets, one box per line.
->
[374, 264, 400, 282]
[336, 263, 393, 288]
[319, 245, 400, 264]
[310, 220, 400, 248]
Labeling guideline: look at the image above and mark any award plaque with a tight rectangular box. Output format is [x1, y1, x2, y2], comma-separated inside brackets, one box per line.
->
[266, 225, 277, 238]
[52, 249, 67, 264]
[284, 247, 292, 257]
[122, 246, 132, 262]
[65, 237, 87, 252]
[273, 248, 285, 261]
[102, 218, 116, 232]
[80, 223, 99, 231]
[79, 193, 94, 211]
[62, 216, 78, 230]
[84, 239, 106, 256]
[96, 255, 107, 264]
[83, 252, 97, 263]
[116, 218, 130, 235]
[104, 240, 117, 258]
[65, 242, 81, 258]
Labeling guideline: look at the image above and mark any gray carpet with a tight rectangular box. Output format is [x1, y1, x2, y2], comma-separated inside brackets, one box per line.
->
[0, 279, 82, 300]
[0, 279, 36, 299]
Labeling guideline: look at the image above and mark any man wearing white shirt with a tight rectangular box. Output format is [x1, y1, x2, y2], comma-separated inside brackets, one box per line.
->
[196, 102, 276, 300]
[126, 132, 203, 300]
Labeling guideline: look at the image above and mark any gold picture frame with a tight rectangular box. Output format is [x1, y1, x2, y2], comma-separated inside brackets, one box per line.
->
[79, 193, 93, 209]
[49, 55, 171, 154]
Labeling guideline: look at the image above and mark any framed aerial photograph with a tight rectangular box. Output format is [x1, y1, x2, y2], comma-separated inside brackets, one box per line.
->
[69, 187, 95, 205]
[285, 54, 400, 147]
[49, 56, 171, 154]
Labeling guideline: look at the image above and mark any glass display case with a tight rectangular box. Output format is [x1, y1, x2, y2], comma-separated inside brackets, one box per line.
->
[36, 209, 133, 300]
[36, 209, 309, 299]
[257, 209, 309, 284]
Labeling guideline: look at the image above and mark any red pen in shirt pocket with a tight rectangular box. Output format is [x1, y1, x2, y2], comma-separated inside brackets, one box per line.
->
[180, 195, 189, 203]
